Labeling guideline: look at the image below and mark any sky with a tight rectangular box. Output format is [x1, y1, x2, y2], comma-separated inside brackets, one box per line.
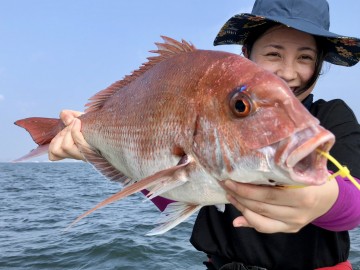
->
[1, 0, 359, 162]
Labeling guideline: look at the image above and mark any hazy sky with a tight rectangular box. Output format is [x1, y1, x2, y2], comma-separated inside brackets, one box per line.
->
[1, 0, 359, 162]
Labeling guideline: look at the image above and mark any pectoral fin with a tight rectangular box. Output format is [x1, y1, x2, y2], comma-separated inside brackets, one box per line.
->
[66, 155, 193, 230]
[145, 155, 192, 200]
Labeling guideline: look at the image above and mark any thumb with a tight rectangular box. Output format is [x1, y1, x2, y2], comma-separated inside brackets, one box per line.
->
[233, 216, 252, 228]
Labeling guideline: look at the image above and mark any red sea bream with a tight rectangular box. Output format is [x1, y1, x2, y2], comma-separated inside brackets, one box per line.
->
[15, 37, 335, 235]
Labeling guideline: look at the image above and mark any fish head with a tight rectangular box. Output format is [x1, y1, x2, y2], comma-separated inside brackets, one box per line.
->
[192, 52, 335, 186]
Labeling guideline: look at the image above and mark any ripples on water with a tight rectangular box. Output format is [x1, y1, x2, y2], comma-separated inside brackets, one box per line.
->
[0, 162, 359, 269]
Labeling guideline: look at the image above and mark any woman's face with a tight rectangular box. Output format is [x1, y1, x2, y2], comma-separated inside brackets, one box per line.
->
[247, 26, 318, 101]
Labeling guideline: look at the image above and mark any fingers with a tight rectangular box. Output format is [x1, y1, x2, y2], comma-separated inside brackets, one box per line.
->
[221, 180, 331, 233]
[63, 119, 86, 160]
[48, 128, 70, 161]
[230, 208, 293, 233]
[48, 110, 86, 161]
[48, 119, 86, 161]
[222, 180, 291, 206]
[71, 118, 90, 150]
[59, 110, 84, 125]
[226, 193, 300, 233]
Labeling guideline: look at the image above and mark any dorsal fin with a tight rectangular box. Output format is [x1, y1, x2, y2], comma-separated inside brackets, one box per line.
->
[85, 36, 196, 113]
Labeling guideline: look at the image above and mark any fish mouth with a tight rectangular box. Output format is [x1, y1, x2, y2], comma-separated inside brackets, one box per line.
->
[277, 125, 335, 185]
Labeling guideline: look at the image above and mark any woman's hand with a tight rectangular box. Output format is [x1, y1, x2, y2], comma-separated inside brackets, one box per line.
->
[48, 110, 87, 161]
[221, 179, 339, 233]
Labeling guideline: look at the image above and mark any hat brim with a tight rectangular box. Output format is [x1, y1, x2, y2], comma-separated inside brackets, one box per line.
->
[214, 13, 360, 66]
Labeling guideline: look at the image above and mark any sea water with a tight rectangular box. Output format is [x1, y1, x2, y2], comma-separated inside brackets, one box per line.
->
[1, 162, 359, 269]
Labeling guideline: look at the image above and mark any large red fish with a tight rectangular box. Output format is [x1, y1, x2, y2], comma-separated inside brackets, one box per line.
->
[15, 36, 335, 235]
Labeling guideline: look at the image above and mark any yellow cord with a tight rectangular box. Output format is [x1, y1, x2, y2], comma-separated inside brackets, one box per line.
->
[316, 149, 360, 191]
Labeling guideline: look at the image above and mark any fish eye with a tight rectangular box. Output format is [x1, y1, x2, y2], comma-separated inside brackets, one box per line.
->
[229, 89, 253, 117]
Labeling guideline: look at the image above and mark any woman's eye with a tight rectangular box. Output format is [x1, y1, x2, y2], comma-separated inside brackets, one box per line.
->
[299, 55, 315, 61]
[265, 52, 281, 58]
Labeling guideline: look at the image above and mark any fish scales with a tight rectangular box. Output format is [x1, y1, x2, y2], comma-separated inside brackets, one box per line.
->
[15, 36, 335, 234]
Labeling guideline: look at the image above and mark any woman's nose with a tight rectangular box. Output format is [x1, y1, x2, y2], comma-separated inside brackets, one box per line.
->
[275, 61, 297, 82]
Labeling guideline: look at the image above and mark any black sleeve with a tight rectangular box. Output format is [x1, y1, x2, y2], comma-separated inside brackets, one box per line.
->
[311, 99, 360, 178]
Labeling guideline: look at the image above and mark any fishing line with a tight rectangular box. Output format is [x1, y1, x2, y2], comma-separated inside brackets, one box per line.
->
[317, 149, 360, 191]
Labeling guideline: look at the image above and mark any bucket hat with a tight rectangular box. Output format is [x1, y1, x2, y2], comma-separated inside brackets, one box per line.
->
[214, 0, 360, 66]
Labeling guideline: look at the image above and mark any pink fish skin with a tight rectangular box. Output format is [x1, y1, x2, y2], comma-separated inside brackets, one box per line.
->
[15, 36, 335, 234]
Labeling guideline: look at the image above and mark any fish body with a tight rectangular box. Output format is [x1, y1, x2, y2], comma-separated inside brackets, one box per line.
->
[15, 37, 335, 234]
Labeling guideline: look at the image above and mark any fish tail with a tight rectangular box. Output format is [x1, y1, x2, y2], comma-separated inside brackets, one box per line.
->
[14, 117, 65, 161]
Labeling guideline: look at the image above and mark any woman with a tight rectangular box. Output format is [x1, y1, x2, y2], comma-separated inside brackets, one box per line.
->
[49, 0, 360, 269]
[190, 0, 360, 269]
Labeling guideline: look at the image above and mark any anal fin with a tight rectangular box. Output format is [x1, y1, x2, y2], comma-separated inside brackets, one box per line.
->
[146, 202, 202, 236]
[66, 154, 193, 230]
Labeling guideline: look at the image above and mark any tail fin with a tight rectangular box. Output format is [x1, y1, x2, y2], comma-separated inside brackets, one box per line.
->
[14, 117, 65, 161]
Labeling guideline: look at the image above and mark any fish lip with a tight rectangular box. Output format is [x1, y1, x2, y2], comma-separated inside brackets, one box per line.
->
[284, 126, 335, 185]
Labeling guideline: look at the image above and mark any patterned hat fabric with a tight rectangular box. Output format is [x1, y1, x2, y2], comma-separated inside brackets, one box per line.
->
[214, 0, 360, 66]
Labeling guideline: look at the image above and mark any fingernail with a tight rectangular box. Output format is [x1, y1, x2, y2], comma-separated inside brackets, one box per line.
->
[233, 220, 243, 227]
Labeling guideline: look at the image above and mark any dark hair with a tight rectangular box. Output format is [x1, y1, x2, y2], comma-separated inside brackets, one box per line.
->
[243, 23, 326, 97]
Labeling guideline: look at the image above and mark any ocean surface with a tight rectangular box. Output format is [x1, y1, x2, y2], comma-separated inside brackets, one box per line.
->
[1, 162, 359, 270]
